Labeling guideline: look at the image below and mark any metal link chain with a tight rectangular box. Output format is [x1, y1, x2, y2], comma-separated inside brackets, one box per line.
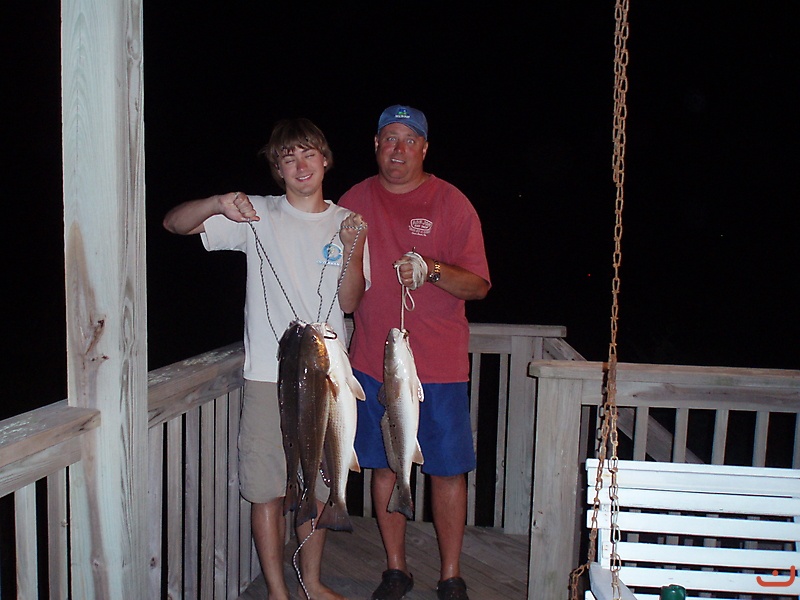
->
[317, 224, 364, 324]
[570, 0, 629, 598]
[249, 218, 364, 343]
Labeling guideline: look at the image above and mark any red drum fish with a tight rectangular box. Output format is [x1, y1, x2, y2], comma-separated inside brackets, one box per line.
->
[295, 322, 333, 527]
[316, 323, 365, 532]
[277, 320, 307, 515]
[379, 327, 424, 519]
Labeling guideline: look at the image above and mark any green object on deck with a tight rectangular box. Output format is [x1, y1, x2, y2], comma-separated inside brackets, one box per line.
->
[659, 584, 686, 599]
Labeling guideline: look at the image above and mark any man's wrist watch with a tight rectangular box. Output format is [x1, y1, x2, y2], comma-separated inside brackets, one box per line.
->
[427, 260, 441, 283]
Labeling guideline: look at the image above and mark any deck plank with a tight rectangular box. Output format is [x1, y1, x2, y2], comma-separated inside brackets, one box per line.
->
[239, 516, 529, 599]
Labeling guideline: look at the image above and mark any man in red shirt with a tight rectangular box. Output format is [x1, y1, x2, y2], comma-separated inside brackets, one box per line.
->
[339, 105, 490, 600]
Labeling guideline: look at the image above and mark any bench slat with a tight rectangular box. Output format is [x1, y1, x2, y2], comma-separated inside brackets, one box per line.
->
[587, 459, 800, 496]
[589, 509, 800, 541]
[608, 540, 800, 570]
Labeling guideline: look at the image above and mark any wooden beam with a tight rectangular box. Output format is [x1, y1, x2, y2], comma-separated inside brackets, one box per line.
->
[61, 0, 148, 596]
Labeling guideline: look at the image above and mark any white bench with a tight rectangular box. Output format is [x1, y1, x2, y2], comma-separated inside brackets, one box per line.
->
[584, 458, 800, 600]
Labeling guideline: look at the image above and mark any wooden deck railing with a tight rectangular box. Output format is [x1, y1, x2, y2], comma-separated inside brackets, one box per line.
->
[3, 330, 797, 599]
[0, 401, 100, 598]
[0, 322, 570, 598]
[527, 359, 800, 599]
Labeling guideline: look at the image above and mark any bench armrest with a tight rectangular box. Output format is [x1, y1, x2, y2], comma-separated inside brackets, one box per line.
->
[589, 563, 638, 600]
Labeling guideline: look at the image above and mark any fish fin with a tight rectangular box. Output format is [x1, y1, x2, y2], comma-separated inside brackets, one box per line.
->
[377, 384, 387, 407]
[350, 375, 366, 400]
[326, 375, 339, 402]
[349, 449, 361, 473]
[386, 480, 414, 520]
[316, 495, 354, 532]
[413, 441, 424, 465]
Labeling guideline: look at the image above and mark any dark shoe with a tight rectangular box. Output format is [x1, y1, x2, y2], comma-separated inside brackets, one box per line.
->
[436, 576, 469, 600]
[370, 569, 414, 600]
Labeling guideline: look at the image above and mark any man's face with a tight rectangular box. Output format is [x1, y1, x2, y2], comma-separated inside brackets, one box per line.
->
[277, 145, 327, 197]
[374, 123, 428, 188]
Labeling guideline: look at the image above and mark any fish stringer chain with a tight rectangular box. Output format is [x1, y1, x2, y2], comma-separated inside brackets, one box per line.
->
[316, 222, 365, 324]
[247, 214, 362, 342]
[293, 527, 315, 599]
[247, 218, 299, 343]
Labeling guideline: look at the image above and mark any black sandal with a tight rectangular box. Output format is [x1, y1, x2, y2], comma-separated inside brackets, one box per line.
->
[436, 576, 469, 600]
[370, 569, 414, 600]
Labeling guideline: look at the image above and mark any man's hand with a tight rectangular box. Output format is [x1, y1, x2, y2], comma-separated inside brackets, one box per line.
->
[393, 251, 428, 290]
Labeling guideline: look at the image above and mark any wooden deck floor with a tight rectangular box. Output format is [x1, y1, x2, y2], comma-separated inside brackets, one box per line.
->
[239, 516, 529, 599]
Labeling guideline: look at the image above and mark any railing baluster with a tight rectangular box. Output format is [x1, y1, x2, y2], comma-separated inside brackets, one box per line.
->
[494, 353, 510, 528]
[167, 416, 184, 599]
[15, 483, 38, 598]
[47, 469, 69, 600]
[147, 424, 164, 598]
[753, 410, 770, 467]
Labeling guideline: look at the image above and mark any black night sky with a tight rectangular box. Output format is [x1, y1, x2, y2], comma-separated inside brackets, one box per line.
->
[5, 2, 799, 421]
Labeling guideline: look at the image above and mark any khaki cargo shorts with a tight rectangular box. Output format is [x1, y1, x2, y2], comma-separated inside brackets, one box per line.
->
[238, 379, 328, 504]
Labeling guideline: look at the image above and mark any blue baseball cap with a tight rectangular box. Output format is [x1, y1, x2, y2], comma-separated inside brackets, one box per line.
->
[377, 104, 428, 139]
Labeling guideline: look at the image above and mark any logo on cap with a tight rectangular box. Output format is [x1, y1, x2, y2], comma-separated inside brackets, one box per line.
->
[378, 104, 428, 139]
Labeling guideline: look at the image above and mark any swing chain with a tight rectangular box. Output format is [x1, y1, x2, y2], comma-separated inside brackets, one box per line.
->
[569, 0, 629, 598]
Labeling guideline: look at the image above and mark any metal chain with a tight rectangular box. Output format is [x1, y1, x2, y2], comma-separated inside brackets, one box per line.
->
[318, 224, 364, 324]
[249, 220, 296, 343]
[570, 0, 629, 598]
[249, 216, 363, 343]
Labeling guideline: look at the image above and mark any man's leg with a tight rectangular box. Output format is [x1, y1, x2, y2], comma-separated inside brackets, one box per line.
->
[430, 473, 467, 582]
[368, 468, 415, 599]
[372, 467, 410, 574]
[251, 497, 290, 600]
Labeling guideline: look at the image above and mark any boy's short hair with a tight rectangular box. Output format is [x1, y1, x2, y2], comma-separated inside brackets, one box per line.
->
[259, 118, 333, 189]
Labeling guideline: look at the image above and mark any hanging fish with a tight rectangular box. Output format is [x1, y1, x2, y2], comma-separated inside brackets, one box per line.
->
[317, 323, 365, 532]
[295, 323, 333, 527]
[379, 327, 424, 519]
[277, 320, 307, 514]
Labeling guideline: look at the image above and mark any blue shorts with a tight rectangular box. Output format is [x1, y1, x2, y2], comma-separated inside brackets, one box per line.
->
[353, 370, 476, 477]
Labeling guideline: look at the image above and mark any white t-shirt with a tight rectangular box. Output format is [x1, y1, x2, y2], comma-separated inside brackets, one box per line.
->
[201, 195, 369, 382]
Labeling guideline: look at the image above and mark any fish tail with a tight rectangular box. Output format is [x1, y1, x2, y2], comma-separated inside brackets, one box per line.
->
[387, 480, 414, 520]
[316, 495, 353, 532]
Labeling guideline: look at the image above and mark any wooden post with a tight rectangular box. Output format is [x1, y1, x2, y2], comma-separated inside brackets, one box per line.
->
[528, 369, 587, 599]
[62, 0, 147, 596]
[503, 335, 538, 534]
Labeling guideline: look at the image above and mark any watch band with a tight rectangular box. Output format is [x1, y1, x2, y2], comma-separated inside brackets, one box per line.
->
[427, 259, 441, 283]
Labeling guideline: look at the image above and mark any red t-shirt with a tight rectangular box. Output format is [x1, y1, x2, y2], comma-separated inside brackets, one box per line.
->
[339, 175, 491, 383]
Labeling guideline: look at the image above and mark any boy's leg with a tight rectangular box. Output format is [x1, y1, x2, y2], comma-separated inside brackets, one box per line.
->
[295, 499, 346, 600]
[252, 497, 290, 600]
